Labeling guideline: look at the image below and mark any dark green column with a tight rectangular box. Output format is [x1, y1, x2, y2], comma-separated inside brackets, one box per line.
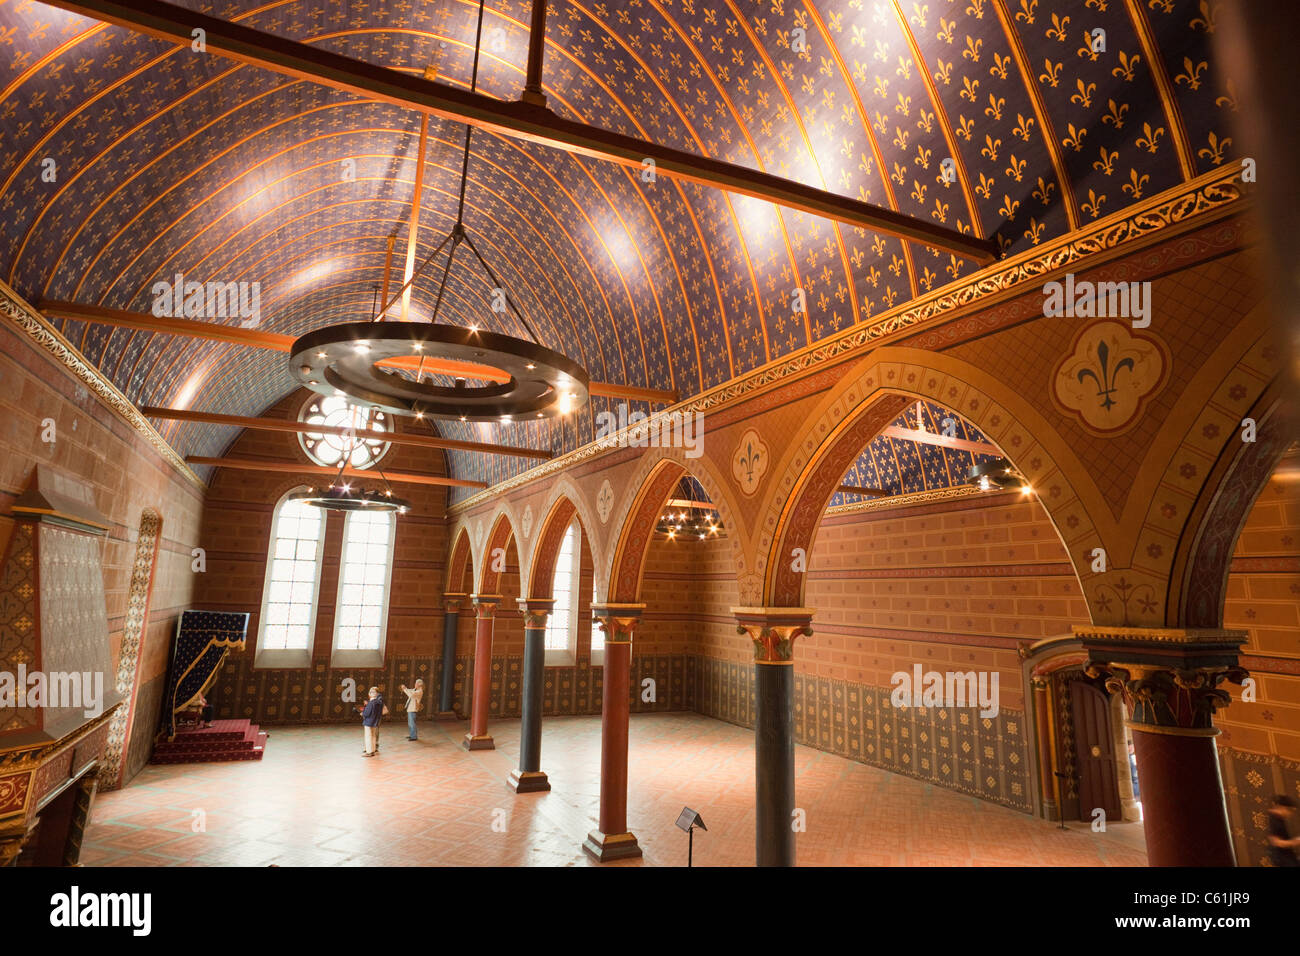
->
[736, 608, 813, 868]
[437, 594, 464, 718]
[510, 598, 554, 793]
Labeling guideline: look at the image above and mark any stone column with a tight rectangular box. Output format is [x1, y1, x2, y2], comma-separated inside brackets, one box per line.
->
[437, 593, 465, 719]
[1031, 676, 1059, 821]
[583, 603, 645, 862]
[463, 594, 501, 751]
[1075, 625, 1247, 867]
[511, 598, 555, 793]
[735, 607, 814, 868]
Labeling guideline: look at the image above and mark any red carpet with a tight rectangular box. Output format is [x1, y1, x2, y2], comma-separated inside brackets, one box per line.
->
[151, 719, 267, 765]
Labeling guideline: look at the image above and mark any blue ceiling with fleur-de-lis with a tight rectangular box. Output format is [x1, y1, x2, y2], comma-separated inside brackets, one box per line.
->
[0, 0, 1234, 499]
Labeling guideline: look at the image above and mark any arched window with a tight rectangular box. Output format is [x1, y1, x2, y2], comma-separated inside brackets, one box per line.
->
[545, 521, 579, 665]
[256, 487, 326, 668]
[590, 582, 605, 665]
[332, 508, 396, 667]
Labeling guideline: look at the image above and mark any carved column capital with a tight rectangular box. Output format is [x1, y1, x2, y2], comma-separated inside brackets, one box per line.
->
[444, 592, 467, 614]
[1073, 625, 1248, 734]
[733, 607, 814, 664]
[472, 594, 502, 618]
[518, 597, 555, 630]
[592, 603, 644, 644]
[1085, 662, 1247, 734]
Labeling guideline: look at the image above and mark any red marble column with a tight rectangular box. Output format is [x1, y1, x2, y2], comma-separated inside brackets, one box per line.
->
[582, 603, 644, 862]
[463, 595, 500, 751]
[1075, 626, 1247, 867]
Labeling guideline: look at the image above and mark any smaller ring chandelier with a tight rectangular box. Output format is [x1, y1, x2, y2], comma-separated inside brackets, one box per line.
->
[288, 0, 588, 423]
[656, 479, 723, 540]
[967, 457, 1032, 495]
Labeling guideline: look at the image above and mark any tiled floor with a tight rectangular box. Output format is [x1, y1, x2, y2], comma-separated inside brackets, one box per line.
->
[81, 713, 1147, 866]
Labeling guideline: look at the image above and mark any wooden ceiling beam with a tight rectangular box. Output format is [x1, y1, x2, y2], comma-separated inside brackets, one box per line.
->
[879, 425, 1001, 456]
[41, 300, 678, 404]
[837, 484, 889, 496]
[184, 456, 487, 488]
[141, 406, 552, 460]
[37, 0, 999, 263]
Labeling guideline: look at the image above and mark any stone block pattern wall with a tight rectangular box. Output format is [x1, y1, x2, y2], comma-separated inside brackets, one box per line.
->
[0, 321, 203, 789]
[683, 491, 1079, 814]
[1217, 448, 1300, 866]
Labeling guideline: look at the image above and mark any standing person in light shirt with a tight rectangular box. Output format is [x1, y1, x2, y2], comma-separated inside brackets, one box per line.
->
[401, 679, 424, 741]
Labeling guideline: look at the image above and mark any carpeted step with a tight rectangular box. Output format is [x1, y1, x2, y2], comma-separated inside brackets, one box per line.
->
[151, 718, 268, 765]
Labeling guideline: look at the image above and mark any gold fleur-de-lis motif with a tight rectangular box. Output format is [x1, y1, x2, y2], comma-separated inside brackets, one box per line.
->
[1085, 0, 1109, 9]
[980, 133, 1001, 160]
[1005, 154, 1027, 181]
[1062, 122, 1087, 151]
[1039, 58, 1062, 87]
[989, 52, 1011, 80]
[1015, 0, 1038, 24]
[891, 161, 907, 185]
[960, 75, 980, 101]
[1070, 78, 1096, 108]
[914, 144, 932, 168]
[916, 108, 935, 133]
[1024, 217, 1046, 244]
[963, 35, 982, 63]
[911, 3, 930, 29]
[1080, 188, 1106, 218]
[896, 91, 912, 115]
[865, 264, 881, 288]
[893, 125, 910, 150]
[874, 38, 890, 63]
[896, 55, 914, 80]
[1135, 122, 1164, 153]
[1122, 168, 1149, 198]
[1175, 57, 1207, 91]
[937, 17, 956, 44]
[873, 74, 890, 99]
[976, 171, 995, 198]
[946, 253, 964, 278]
[1148, 0, 1175, 12]
[984, 93, 1004, 120]
[910, 179, 927, 204]
[1197, 131, 1231, 165]
[1094, 146, 1118, 175]
[888, 253, 906, 277]
[1096, 104, 1126, 136]
[999, 193, 1021, 218]
[956, 114, 974, 139]
[1215, 78, 1238, 111]
[933, 58, 953, 84]
[1012, 112, 1036, 140]
[1189, 0, 1219, 33]
[1110, 51, 1139, 82]
[965, 0, 986, 19]
[1046, 12, 1070, 41]
[1076, 29, 1101, 61]
[920, 265, 937, 289]
[1032, 176, 1056, 205]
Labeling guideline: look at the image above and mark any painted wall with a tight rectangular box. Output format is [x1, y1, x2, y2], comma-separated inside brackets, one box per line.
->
[0, 319, 204, 789]
[1218, 448, 1300, 866]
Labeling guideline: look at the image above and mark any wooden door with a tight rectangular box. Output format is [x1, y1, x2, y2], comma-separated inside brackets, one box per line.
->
[1069, 680, 1121, 823]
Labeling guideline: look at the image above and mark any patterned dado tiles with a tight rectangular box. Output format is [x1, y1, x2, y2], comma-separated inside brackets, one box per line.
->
[696, 657, 1031, 812]
[1221, 748, 1300, 867]
[209, 654, 696, 725]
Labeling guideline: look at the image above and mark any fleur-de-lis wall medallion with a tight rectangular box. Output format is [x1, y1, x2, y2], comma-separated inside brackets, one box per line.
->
[732, 428, 770, 496]
[1051, 321, 1168, 434]
[596, 479, 614, 525]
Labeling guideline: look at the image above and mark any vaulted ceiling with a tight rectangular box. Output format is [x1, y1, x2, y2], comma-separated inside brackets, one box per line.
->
[0, 0, 1235, 499]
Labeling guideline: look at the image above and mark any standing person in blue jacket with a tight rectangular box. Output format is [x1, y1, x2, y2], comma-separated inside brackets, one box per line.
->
[360, 686, 388, 757]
